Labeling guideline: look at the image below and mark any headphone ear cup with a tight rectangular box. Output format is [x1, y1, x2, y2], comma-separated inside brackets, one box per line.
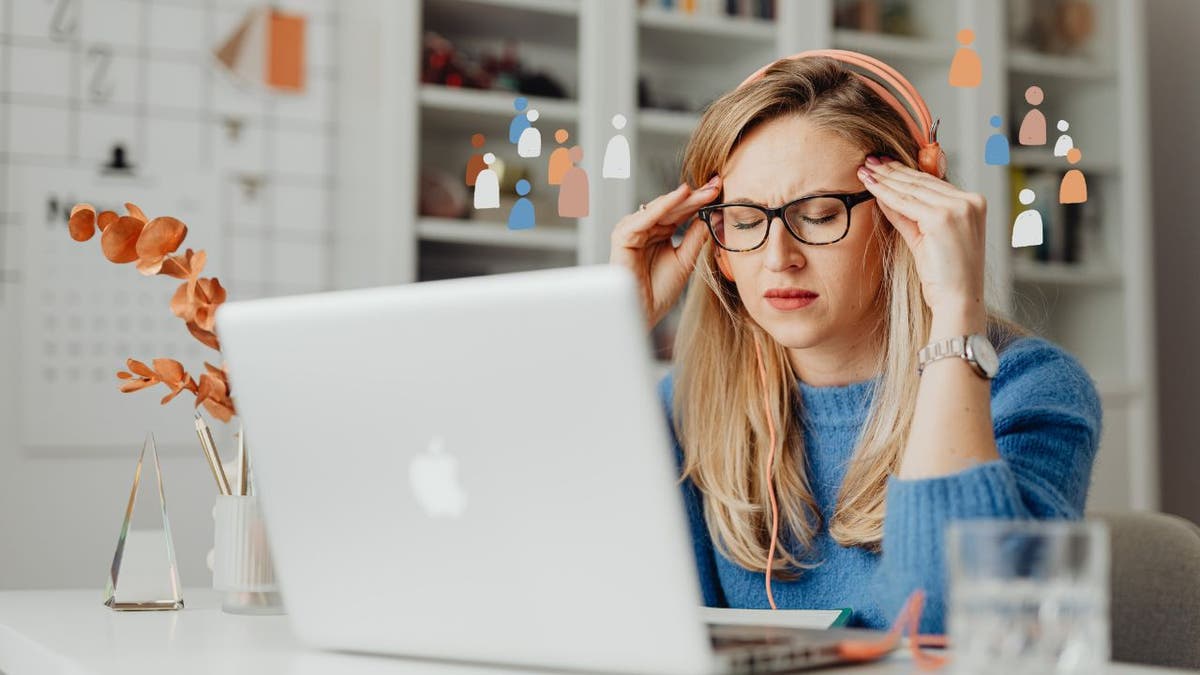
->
[715, 247, 736, 282]
[919, 142, 947, 178]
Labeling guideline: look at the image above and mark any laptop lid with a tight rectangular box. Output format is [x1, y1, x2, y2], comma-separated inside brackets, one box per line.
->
[216, 265, 718, 675]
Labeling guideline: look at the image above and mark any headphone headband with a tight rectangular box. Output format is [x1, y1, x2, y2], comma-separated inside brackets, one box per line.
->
[737, 49, 941, 159]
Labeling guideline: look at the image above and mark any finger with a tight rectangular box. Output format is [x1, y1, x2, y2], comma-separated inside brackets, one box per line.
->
[660, 181, 722, 225]
[674, 217, 711, 270]
[867, 157, 960, 199]
[872, 198, 920, 249]
[613, 184, 691, 243]
[865, 163, 962, 213]
[859, 167, 941, 226]
[615, 179, 720, 245]
[642, 183, 693, 221]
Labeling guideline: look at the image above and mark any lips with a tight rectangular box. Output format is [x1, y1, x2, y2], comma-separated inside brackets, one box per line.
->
[764, 288, 817, 299]
[764, 288, 818, 310]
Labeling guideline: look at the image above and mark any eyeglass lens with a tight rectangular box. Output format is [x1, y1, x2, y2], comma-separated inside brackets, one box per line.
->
[709, 196, 849, 250]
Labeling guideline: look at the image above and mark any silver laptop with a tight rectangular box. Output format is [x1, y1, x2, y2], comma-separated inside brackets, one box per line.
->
[216, 264, 888, 675]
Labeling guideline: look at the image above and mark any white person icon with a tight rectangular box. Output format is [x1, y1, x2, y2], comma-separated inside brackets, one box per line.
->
[1011, 188, 1043, 248]
[602, 113, 630, 179]
[473, 152, 500, 209]
[517, 109, 542, 158]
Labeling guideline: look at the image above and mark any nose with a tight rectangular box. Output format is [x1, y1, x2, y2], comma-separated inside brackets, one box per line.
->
[761, 216, 806, 273]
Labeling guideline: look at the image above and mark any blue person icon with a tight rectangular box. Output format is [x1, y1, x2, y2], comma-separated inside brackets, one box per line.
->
[984, 114, 1010, 166]
[509, 97, 530, 144]
[508, 179, 536, 230]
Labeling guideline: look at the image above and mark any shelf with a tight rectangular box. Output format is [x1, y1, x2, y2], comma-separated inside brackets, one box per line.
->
[1008, 148, 1120, 174]
[1011, 258, 1123, 288]
[832, 29, 948, 64]
[419, 85, 578, 127]
[417, 217, 578, 251]
[638, 7, 776, 66]
[460, 0, 578, 15]
[638, 108, 699, 138]
[422, 0, 579, 48]
[638, 7, 774, 41]
[1007, 48, 1116, 81]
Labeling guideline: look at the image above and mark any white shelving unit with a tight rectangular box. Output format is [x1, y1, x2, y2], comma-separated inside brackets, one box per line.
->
[338, 0, 1157, 513]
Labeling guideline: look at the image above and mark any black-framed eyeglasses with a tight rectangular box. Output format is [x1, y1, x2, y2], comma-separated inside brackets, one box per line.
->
[697, 191, 875, 252]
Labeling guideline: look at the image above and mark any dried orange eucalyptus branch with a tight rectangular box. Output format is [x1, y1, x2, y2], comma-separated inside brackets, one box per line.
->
[67, 202, 236, 422]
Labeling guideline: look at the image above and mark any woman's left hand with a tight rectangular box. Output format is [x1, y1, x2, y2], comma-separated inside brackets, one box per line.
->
[856, 155, 987, 326]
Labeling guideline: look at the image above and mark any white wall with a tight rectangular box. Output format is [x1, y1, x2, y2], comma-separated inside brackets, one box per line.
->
[1146, 0, 1200, 526]
[0, 0, 339, 590]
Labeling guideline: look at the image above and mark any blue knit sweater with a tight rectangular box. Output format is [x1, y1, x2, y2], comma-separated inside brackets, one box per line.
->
[658, 336, 1101, 634]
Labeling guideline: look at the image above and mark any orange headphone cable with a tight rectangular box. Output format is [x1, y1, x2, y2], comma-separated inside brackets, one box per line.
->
[753, 335, 781, 610]
[752, 340, 947, 661]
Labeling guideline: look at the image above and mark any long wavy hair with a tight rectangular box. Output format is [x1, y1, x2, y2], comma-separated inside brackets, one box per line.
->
[671, 57, 1024, 579]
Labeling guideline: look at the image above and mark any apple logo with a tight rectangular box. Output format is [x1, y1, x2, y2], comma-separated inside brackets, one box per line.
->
[409, 435, 467, 518]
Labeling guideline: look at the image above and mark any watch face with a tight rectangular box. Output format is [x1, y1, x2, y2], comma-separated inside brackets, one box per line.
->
[968, 334, 1000, 378]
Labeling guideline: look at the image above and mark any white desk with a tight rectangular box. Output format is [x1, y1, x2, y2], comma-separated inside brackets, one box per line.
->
[0, 590, 1188, 675]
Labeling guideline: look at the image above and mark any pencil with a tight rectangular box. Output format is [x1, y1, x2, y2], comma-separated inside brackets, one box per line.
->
[195, 412, 231, 496]
[236, 424, 248, 497]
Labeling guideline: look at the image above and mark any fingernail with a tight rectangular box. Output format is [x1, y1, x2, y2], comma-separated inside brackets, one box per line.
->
[703, 175, 721, 188]
[858, 168, 877, 184]
[676, 182, 689, 192]
[865, 155, 882, 166]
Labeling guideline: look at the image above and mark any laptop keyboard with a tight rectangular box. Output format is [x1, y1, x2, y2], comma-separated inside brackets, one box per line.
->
[709, 625, 844, 673]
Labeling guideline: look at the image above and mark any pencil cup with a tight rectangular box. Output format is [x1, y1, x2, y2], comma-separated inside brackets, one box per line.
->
[212, 495, 284, 615]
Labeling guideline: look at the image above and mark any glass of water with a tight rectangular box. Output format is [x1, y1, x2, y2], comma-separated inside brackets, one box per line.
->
[947, 519, 1109, 674]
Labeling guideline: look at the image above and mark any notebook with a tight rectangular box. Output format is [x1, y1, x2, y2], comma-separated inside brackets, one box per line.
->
[702, 607, 853, 630]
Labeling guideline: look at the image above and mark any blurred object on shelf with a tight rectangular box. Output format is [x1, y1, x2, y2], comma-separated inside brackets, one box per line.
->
[637, 76, 693, 113]
[638, 0, 776, 20]
[833, 0, 914, 36]
[421, 32, 492, 89]
[421, 32, 568, 98]
[419, 168, 469, 219]
[1056, 1, 1096, 52]
[422, 159, 553, 224]
[1008, 0, 1096, 56]
[497, 161, 532, 196]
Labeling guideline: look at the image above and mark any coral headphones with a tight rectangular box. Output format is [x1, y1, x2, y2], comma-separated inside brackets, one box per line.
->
[719, 51, 943, 611]
[713, 49, 945, 285]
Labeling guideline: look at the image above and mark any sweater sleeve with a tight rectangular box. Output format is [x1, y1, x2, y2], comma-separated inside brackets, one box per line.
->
[659, 372, 728, 608]
[871, 337, 1102, 634]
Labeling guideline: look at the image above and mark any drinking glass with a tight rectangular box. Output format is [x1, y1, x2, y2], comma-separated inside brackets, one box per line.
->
[947, 519, 1109, 674]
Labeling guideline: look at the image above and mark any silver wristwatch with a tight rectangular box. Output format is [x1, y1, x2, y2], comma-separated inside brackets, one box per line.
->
[917, 334, 999, 379]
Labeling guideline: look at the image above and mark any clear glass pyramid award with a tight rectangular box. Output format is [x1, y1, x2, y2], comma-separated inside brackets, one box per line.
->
[104, 433, 184, 610]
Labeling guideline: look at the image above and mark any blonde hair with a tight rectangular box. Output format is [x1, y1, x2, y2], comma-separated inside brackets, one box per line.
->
[671, 57, 1024, 579]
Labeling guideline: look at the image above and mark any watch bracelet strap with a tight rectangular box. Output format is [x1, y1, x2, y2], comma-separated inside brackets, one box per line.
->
[918, 335, 967, 374]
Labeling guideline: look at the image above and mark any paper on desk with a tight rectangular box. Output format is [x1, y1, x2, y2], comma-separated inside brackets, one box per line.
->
[701, 606, 851, 629]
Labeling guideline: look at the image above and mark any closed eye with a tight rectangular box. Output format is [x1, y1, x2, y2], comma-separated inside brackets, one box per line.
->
[801, 213, 838, 225]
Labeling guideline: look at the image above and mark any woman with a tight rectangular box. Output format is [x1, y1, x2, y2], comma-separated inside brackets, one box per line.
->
[608, 54, 1101, 634]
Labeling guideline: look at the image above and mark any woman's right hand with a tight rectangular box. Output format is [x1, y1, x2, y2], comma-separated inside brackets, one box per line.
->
[609, 176, 723, 330]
